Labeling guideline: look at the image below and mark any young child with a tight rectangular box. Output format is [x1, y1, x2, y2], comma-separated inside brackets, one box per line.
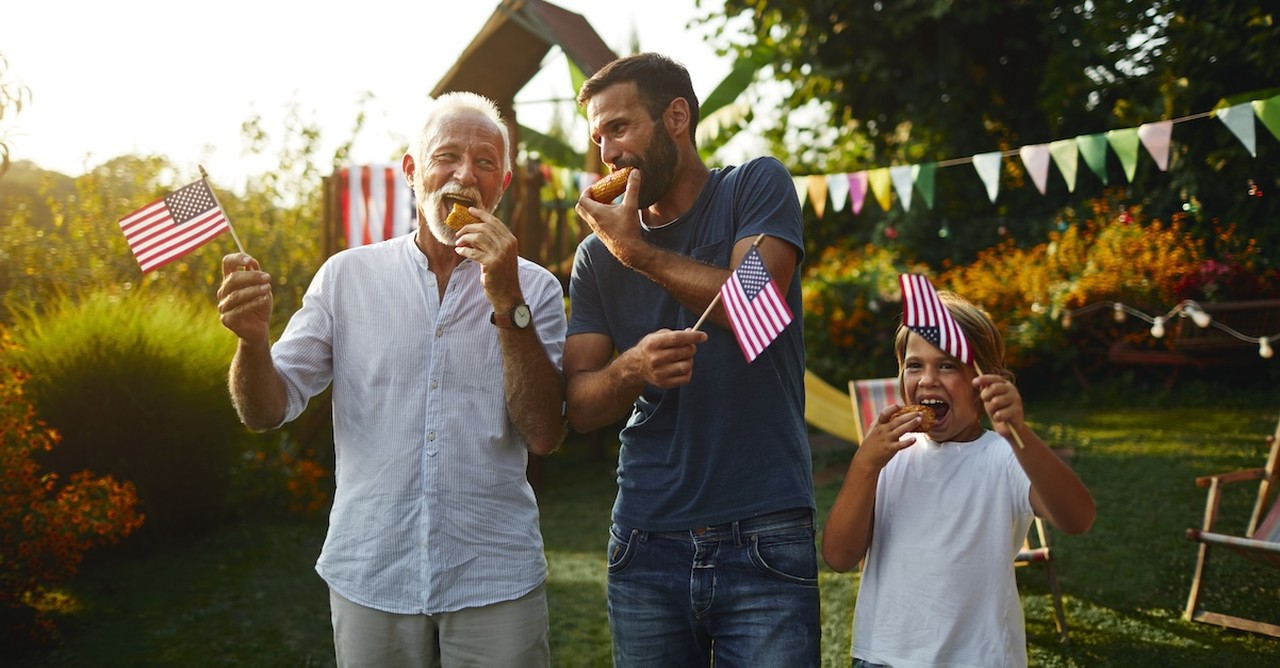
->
[823, 291, 1095, 668]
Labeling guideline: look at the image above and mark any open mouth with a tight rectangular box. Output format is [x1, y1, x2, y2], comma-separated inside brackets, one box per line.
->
[443, 194, 475, 210]
[918, 398, 949, 424]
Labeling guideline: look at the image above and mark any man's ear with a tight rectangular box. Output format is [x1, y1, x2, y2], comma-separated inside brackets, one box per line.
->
[504, 170, 513, 189]
[665, 97, 692, 138]
[401, 153, 415, 188]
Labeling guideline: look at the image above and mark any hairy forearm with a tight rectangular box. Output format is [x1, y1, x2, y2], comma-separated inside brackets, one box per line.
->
[228, 339, 287, 431]
[500, 328, 567, 456]
[620, 242, 733, 329]
[565, 350, 647, 433]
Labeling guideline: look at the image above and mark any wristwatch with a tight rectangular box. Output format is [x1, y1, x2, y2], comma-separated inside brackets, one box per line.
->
[490, 303, 532, 330]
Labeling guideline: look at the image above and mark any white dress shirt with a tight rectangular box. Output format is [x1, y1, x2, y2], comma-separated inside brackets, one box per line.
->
[270, 232, 566, 614]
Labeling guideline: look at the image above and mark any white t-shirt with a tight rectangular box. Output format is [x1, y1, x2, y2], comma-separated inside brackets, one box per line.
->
[852, 430, 1034, 668]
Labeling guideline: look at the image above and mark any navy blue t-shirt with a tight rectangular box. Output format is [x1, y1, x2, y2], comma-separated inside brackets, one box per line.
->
[567, 156, 814, 531]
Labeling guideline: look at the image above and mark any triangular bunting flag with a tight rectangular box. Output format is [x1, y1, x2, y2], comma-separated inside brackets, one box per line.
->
[849, 171, 868, 215]
[807, 175, 829, 219]
[1049, 139, 1078, 193]
[1137, 121, 1173, 171]
[1255, 94, 1280, 141]
[1105, 128, 1140, 183]
[827, 173, 850, 213]
[792, 175, 809, 209]
[1076, 133, 1109, 185]
[867, 168, 893, 212]
[1019, 144, 1051, 194]
[972, 151, 1002, 203]
[889, 165, 914, 212]
[913, 163, 937, 210]
[1218, 102, 1257, 157]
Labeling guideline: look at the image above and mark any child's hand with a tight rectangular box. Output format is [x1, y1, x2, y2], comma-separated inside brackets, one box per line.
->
[975, 375, 1025, 440]
[852, 404, 920, 472]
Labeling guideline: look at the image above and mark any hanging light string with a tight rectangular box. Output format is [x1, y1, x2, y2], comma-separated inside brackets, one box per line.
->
[1062, 300, 1277, 359]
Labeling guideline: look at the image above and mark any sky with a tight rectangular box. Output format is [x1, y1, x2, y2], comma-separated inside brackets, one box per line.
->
[2, 0, 741, 193]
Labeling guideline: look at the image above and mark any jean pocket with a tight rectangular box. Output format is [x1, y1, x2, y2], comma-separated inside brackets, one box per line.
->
[607, 525, 639, 574]
[747, 528, 818, 585]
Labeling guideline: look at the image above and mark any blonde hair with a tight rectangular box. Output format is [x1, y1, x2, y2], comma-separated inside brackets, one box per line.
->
[893, 291, 1013, 417]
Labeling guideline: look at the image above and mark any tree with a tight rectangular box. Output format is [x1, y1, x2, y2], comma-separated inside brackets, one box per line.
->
[0, 53, 33, 178]
[702, 1, 1280, 265]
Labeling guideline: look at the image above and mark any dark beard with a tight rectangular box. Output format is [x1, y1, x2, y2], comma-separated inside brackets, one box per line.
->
[632, 128, 678, 208]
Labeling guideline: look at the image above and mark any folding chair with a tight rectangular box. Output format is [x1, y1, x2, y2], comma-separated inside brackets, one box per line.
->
[1183, 413, 1280, 637]
[847, 377, 1071, 644]
[848, 377, 900, 445]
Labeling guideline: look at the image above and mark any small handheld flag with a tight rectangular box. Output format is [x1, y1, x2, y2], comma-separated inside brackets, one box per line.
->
[716, 238, 794, 362]
[118, 176, 231, 273]
[900, 273, 972, 365]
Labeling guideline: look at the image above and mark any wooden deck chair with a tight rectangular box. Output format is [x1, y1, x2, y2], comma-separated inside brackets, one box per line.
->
[847, 377, 1071, 644]
[1183, 413, 1280, 637]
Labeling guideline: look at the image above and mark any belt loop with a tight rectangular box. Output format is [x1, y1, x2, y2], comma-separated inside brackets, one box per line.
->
[731, 519, 743, 548]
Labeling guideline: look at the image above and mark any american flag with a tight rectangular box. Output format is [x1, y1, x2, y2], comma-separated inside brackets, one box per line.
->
[340, 164, 416, 248]
[118, 178, 230, 273]
[899, 273, 972, 365]
[721, 245, 794, 362]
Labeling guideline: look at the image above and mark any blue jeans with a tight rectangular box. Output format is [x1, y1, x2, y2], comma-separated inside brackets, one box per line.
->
[606, 507, 821, 667]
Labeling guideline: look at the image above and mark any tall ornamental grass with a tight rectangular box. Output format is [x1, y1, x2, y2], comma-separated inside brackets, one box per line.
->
[5, 289, 245, 540]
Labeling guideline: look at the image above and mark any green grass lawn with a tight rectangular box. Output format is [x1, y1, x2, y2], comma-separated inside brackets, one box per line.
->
[10, 405, 1280, 666]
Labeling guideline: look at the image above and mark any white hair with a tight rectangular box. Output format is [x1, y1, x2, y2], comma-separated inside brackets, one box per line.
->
[413, 91, 511, 175]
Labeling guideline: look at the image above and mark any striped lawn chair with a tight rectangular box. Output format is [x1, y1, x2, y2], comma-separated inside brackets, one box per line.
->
[847, 376, 1071, 645]
[1184, 413, 1280, 637]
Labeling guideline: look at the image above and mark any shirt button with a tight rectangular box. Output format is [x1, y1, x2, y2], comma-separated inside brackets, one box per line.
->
[435, 327, 444, 337]
[428, 431, 436, 441]
[431, 379, 439, 389]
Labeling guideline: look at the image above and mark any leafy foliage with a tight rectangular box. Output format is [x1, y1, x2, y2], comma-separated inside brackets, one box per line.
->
[705, 1, 1280, 265]
[5, 290, 247, 540]
[0, 332, 144, 642]
[0, 52, 33, 177]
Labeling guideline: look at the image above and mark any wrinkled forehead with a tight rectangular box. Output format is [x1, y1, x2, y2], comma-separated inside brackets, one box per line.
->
[423, 111, 506, 152]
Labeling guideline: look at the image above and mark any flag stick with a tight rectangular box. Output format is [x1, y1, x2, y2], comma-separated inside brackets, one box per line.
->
[973, 360, 1026, 449]
[691, 233, 768, 332]
[199, 165, 247, 255]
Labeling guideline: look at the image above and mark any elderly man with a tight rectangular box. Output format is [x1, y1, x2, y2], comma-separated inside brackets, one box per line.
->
[216, 91, 566, 667]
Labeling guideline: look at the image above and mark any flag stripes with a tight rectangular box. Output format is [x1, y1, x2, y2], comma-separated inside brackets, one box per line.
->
[899, 273, 972, 365]
[342, 164, 415, 248]
[721, 246, 794, 362]
[118, 179, 230, 273]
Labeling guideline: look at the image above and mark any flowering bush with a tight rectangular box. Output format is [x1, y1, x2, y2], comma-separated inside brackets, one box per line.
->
[941, 193, 1207, 370]
[801, 243, 927, 384]
[799, 189, 1278, 386]
[0, 333, 144, 641]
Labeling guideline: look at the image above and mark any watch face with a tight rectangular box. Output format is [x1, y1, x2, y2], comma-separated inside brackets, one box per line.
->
[512, 304, 532, 328]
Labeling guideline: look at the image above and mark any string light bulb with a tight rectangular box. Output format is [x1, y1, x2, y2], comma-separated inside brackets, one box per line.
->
[1261, 336, 1274, 359]
[1150, 316, 1166, 338]
[1184, 302, 1212, 328]
[1112, 302, 1127, 323]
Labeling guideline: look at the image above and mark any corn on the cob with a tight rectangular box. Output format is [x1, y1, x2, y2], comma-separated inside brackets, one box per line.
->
[445, 202, 481, 231]
[586, 166, 634, 203]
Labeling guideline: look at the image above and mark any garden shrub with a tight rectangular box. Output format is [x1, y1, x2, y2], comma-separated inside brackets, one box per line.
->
[801, 243, 926, 385]
[5, 289, 246, 540]
[0, 332, 144, 641]
[800, 190, 1277, 391]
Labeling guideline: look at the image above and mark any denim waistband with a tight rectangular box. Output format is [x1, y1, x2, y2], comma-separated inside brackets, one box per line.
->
[635, 507, 814, 543]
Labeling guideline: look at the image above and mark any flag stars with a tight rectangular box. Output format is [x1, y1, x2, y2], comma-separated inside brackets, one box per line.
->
[164, 181, 219, 226]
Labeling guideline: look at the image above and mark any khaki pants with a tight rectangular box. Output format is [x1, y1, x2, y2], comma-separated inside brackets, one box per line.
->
[329, 584, 549, 667]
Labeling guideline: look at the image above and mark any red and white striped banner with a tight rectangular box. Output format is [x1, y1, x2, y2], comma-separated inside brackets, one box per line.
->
[339, 164, 416, 248]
